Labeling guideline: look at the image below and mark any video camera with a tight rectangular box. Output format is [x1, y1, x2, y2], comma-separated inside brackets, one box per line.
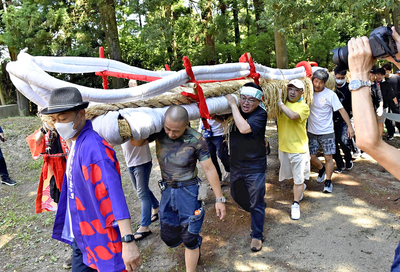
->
[331, 26, 400, 70]
[0, 135, 5, 142]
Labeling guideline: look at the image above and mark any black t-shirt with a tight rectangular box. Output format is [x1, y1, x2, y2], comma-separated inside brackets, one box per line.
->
[370, 83, 382, 110]
[333, 83, 352, 123]
[229, 106, 267, 173]
[386, 75, 400, 97]
[50, 133, 64, 154]
[379, 81, 396, 108]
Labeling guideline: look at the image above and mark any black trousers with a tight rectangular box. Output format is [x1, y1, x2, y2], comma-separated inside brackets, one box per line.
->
[333, 122, 353, 169]
[71, 240, 97, 272]
[385, 105, 400, 137]
[0, 148, 9, 180]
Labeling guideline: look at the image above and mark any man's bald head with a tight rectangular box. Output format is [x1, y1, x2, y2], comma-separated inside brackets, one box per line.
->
[164, 106, 189, 140]
[165, 105, 189, 124]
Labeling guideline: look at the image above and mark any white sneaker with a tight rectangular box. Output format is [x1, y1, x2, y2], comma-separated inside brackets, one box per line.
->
[352, 150, 361, 159]
[291, 203, 300, 220]
[299, 183, 307, 201]
[323, 180, 333, 193]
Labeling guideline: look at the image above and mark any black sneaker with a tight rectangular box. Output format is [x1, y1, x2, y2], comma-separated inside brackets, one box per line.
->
[317, 166, 326, 183]
[334, 167, 344, 174]
[345, 161, 354, 170]
[1, 178, 16, 186]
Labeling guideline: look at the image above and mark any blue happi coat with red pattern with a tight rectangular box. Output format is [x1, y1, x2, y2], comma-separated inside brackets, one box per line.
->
[52, 120, 130, 272]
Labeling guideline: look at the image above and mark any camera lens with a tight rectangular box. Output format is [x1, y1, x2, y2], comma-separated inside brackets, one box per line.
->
[331, 46, 349, 70]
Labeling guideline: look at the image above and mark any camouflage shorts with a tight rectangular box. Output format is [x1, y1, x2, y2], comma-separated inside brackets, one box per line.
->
[308, 132, 336, 155]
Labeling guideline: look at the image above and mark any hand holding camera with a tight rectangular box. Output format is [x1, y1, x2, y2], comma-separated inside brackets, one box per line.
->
[333, 26, 400, 72]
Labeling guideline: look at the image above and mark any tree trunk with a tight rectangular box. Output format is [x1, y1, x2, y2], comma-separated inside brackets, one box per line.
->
[232, 0, 240, 45]
[274, 29, 288, 69]
[164, 5, 177, 68]
[254, 0, 265, 35]
[243, 0, 249, 36]
[17, 91, 29, 116]
[99, 0, 124, 89]
[202, 0, 216, 65]
[0, 82, 5, 105]
[384, 8, 391, 26]
[393, 7, 400, 31]
[9, 47, 29, 115]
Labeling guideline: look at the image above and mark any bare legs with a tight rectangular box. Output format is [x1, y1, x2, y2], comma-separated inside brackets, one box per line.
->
[185, 247, 200, 272]
[310, 154, 333, 180]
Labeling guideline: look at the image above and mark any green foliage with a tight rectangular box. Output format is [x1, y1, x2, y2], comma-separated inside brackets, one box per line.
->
[0, 0, 395, 94]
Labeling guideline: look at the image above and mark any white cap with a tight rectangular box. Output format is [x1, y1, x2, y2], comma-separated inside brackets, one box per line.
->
[287, 79, 304, 90]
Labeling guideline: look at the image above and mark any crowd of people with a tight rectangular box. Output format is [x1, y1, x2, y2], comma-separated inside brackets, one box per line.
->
[1, 27, 398, 272]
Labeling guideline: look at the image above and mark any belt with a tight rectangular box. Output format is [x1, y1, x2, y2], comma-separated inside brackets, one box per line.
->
[164, 179, 198, 189]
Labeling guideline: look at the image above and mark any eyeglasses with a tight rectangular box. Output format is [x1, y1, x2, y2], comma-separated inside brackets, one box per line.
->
[287, 87, 302, 92]
[240, 95, 258, 104]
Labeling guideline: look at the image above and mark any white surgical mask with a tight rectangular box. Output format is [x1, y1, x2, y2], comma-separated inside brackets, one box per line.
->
[54, 113, 82, 140]
[336, 78, 346, 85]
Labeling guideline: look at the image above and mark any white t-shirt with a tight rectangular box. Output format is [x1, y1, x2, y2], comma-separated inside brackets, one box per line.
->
[307, 87, 343, 135]
[122, 141, 152, 167]
[208, 119, 225, 137]
[198, 119, 225, 137]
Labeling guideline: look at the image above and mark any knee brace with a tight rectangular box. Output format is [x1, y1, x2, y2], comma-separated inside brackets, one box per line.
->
[181, 225, 201, 249]
[160, 222, 182, 248]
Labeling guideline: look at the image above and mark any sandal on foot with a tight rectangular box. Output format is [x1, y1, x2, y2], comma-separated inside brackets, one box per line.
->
[151, 213, 159, 223]
[134, 230, 152, 241]
[266, 141, 271, 156]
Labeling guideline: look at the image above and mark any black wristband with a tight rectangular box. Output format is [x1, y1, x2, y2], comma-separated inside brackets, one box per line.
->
[40, 128, 46, 134]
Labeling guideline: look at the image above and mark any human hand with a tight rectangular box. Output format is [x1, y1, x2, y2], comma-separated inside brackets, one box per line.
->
[384, 27, 400, 68]
[348, 37, 376, 81]
[122, 242, 142, 272]
[376, 105, 383, 117]
[347, 126, 355, 139]
[278, 89, 283, 107]
[215, 202, 226, 220]
[43, 122, 52, 131]
[224, 94, 237, 107]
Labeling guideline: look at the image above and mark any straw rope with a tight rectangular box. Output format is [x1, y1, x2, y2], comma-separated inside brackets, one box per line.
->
[118, 119, 132, 141]
[84, 80, 250, 120]
[38, 75, 322, 141]
[326, 72, 336, 91]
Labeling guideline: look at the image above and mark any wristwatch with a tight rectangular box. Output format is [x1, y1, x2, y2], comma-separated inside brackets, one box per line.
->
[215, 196, 226, 203]
[121, 234, 135, 243]
[349, 80, 371, 91]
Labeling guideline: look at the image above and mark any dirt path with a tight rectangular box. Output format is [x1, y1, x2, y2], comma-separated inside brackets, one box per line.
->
[1, 117, 400, 271]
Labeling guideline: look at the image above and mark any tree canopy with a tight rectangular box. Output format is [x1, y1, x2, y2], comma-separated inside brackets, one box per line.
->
[0, 0, 398, 109]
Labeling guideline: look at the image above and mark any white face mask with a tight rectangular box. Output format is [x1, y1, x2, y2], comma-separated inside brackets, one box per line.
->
[336, 78, 346, 85]
[54, 113, 81, 140]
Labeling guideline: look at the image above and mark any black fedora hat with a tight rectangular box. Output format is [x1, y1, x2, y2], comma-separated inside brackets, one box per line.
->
[41, 87, 89, 115]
